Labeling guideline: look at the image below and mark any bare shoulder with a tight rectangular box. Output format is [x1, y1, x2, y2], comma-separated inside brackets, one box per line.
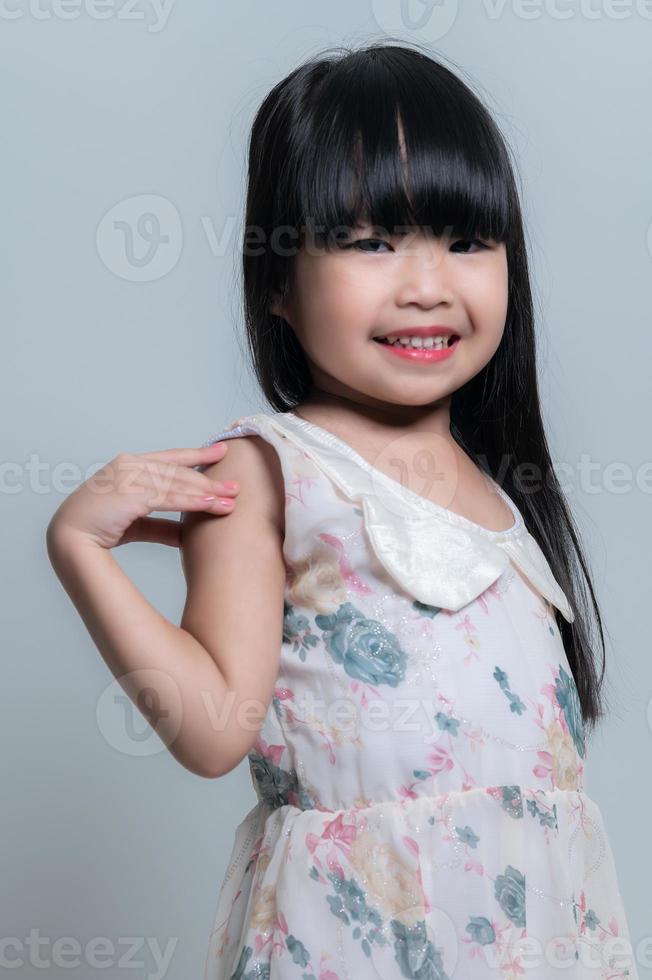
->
[191, 433, 285, 535]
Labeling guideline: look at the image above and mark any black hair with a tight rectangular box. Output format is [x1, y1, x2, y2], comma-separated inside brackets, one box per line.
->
[240, 39, 608, 732]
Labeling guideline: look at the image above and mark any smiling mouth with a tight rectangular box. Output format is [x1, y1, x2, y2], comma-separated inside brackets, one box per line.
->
[373, 334, 460, 350]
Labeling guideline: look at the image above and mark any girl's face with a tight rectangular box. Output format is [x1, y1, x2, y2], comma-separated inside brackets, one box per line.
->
[272, 224, 509, 422]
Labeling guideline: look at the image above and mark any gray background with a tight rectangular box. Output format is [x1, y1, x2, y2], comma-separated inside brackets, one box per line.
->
[3, 2, 651, 977]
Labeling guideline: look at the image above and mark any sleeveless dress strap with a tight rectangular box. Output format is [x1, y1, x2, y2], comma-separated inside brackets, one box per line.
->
[193, 417, 286, 473]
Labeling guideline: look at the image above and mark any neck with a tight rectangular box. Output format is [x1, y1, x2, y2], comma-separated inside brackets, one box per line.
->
[297, 388, 454, 439]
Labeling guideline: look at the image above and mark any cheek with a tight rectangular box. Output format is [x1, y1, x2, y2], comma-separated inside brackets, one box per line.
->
[303, 266, 381, 339]
[319, 261, 380, 311]
[471, 261, 509, 331]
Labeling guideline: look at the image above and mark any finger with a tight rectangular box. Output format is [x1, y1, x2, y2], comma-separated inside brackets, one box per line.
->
[129, 463, 240, 500]
[137, 441, 230, 464]
[145, 490, 237, 515]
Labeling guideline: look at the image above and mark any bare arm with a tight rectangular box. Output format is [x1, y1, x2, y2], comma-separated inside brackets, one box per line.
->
[46, 434, 286, 779]
[178, 434, 287, 774]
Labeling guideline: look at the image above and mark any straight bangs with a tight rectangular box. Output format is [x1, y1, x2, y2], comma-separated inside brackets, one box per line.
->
[278, 50, 515, 251]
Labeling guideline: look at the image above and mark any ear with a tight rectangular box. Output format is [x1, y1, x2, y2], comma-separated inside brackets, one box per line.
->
[270, 291, 292, 324]
[270, 293, 283, 317]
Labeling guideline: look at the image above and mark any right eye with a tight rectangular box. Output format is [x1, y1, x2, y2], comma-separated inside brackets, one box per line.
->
[345, 238, 392, 254]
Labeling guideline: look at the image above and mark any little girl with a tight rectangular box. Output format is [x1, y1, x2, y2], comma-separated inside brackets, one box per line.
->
[47, 42, 637, 980]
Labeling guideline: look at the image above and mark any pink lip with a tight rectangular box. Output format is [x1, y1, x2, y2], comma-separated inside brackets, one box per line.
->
[374, 336, 461, 362]
[373, 326, 460, 339]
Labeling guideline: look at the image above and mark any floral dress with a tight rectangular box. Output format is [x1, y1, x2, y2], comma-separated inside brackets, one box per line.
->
[197, 410, 637, 980]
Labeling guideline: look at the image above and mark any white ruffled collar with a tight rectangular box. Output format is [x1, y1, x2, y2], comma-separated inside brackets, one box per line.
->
[230, 410, 575, 624]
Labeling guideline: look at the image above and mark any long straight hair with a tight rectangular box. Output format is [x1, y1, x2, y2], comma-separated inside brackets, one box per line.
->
[240, 40, 608, 733]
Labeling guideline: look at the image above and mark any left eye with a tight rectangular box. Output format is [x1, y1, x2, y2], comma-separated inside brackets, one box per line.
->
[347, 238, 391, 254]
[451, 239, 488, 253]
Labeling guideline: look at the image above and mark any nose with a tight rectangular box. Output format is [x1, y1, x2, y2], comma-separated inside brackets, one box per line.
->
[393, 238, 455, 309]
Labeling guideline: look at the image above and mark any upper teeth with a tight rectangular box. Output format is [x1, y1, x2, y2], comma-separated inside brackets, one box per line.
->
[380, 335, 454, 349]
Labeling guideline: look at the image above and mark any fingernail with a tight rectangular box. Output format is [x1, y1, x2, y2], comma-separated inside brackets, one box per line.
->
[202, 495, 217, 501]
[219, 498, 234, 507]
[222, 480, 239, 490]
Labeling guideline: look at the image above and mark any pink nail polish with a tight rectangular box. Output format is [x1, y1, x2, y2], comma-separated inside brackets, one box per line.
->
[202, 495, 217, 501]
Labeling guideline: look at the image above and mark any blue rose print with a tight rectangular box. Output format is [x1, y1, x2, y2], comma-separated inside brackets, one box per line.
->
[554, 665, 586, 759]
[324, 869, 389, 957]
[283, 600, 319, 662]
[391, 919, 451, 978]
[315, 601, 407, 687]
[455, 824, 480, 848]
[526, 796, 559, 830]
[285, 934, 311, 967]
[248, 750, 299, 809]
[465, 915, 497, 945]
[494, 865, 526, 928]
[500, 785, 524, 819]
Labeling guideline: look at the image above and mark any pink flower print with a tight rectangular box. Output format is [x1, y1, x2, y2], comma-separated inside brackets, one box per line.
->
[474, 576, 508, 615]
[398, 782, 421, 803]
[318, 958, 341, 980]
[540, 681, 558, 706]
[454, 613, 476, 634]
[577, 890, 587, 934]
[317, 532, 373, 595]
[402, 835, 419, 858]
[275, 687, 294, 700]
[532, 603, 550, 628]
[454, 614, 481, 665]
[427, 744, 454, 774]
[462, 633, 481, 666]
[254, 735, 285, 767]
[285, 451, 322, 505]
[322, 812, 358, 849]
[464, 857, 485, 876]
[307, 813, 357, 863]
[460, 772, 477, 792]
[533, 749, 554, 783]
[273, 687, 298, 725]
[350, 679, 385, 710]
[574, 885, 623, 943]
[306, 813, 358, 886]
[255, 907, 289, 961]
